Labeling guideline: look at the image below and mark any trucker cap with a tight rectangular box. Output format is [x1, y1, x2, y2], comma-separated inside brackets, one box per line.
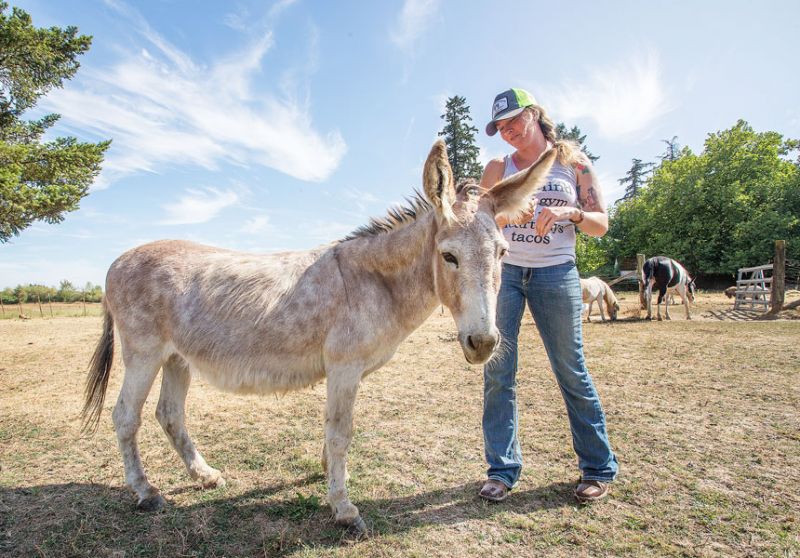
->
[485, 88, 537, 136]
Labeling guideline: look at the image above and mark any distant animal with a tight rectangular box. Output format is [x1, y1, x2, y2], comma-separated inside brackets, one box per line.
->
[642, 256, 696, 320]
[580, 277, 619, 322]
[724, 286, 737, 299]
[80, 140, 559, 535]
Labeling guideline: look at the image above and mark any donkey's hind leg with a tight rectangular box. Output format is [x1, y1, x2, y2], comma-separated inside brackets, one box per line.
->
[156, 354, 225, 489]
[112, 341, 164, 511]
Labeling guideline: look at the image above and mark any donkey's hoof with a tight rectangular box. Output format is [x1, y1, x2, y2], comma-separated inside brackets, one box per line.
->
[341, 515, 369, 538]
[137, 493, 166, 512]
[200, 473, 226, 489]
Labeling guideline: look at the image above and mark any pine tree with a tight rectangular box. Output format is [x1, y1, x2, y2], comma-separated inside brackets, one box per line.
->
[618, 158, 655, 200]
[555, 122, 599, 162]
[660, 136, 680, 162]
[0, 2, 110, 242]
[438, 96, 483, 182]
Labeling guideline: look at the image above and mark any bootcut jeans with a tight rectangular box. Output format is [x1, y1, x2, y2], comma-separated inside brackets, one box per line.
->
[483, 261, 618, 488]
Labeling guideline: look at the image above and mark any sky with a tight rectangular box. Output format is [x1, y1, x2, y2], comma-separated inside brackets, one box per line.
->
[2, 0, 799, 288]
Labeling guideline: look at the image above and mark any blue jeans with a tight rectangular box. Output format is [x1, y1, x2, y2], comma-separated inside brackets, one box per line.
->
[483, 261, 618, 488]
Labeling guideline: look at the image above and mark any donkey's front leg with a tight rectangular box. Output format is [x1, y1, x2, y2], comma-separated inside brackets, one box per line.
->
[324, 368, 366, 534]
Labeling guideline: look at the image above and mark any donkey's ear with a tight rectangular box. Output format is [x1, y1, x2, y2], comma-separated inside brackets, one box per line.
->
[486, 148, 557, 222]
[423, 139, 457, 223]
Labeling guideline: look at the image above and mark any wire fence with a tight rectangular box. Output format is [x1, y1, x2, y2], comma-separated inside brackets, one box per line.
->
[0, 301, 104, 320]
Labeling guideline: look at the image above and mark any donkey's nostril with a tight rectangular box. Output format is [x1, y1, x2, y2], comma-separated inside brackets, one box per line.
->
[467, 335, 477, 351]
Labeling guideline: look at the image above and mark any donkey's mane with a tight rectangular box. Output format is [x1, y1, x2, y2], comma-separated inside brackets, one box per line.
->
[342, 178, 484, 242]
[342, 190, 433, 241]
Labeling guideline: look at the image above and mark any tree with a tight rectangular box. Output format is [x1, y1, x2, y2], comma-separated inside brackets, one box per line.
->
[0, 2, 110, 242]
[438, 95, 483, 182]
[608, 120, 800, 275]
[575, 234, 614, 276]
[57, 279, 78, 302]
[83, 281, 103, 302]
[660, 136, 681, 162]
[555, 123, 599, 163]
[618, 158, 655, 200]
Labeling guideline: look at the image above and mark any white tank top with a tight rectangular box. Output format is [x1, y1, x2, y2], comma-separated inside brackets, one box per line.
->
[500, 154, 577, 268]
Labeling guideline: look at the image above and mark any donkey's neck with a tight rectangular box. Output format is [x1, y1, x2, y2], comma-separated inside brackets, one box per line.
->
[336, 212, 440, 324]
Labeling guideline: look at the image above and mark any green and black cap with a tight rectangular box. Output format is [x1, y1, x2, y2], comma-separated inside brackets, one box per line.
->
[485, 88, 537, 136]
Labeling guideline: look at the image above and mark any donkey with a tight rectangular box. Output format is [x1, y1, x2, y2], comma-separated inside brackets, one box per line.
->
[81, 140, 558, 534]
[642, 256, 696, 320]
[580, 276, 619, 322]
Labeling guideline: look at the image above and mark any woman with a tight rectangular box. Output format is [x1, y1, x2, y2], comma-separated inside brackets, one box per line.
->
[478, 88, 618, 503]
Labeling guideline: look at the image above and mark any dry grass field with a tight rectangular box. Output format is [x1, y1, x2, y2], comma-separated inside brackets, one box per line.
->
[0, 291, 798, 557]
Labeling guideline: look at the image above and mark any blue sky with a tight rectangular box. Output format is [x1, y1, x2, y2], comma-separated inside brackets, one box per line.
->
[2, 0, 799, 288]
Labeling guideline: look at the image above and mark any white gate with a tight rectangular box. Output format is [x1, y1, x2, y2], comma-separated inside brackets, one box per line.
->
[733, 264, 773, 310]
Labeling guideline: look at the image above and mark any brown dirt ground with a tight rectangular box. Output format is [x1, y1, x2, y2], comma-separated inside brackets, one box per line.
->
[0, 291, 798, 557]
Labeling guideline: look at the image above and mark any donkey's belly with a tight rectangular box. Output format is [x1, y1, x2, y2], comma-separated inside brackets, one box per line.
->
[182, 350, 327, 395]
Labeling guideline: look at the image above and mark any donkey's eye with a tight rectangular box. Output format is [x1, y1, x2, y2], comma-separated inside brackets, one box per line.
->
[442, 252, 459, 267]
[498, 247, 508, 258]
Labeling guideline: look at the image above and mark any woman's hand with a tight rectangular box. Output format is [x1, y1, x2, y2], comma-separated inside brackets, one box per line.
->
[535, 206, 581, 236]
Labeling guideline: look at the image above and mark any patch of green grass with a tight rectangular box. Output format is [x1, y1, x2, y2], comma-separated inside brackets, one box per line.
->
[623, 514, 648, 531]
[267, 493, 322, 522]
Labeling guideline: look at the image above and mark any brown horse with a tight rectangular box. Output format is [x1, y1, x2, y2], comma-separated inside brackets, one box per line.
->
[81, 139, 558, 534]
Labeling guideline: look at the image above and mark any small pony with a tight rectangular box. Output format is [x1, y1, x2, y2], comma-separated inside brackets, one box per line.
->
[580, 277, 620, 322]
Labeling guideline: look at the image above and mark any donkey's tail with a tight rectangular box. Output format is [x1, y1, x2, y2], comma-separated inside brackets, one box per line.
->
[81, 304, 115, 435]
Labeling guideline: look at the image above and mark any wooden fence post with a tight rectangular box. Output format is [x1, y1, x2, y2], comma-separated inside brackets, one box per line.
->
[637, 253, 646, 309]
[0, 297, 4, 317]
[48, 295, 54, 317]
[768, 240, 786, 315]
[37, 294, 44, 318]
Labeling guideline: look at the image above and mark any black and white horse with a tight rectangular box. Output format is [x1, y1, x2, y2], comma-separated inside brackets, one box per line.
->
[642, 256, 696, 320]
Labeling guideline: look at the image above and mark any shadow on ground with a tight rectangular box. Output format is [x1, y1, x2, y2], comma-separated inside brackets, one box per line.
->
[0, 476, 576, 556]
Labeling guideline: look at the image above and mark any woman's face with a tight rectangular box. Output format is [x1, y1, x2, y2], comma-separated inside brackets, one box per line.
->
[496, 108, 538, 149]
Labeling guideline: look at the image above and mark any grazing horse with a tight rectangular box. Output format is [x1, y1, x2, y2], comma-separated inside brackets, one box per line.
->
[580, 277, 619, 322]
[81, 140, 559, 534]
[642, 256, 696, 320]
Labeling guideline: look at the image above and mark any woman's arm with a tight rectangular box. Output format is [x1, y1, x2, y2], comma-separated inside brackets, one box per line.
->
[573, 155, 608, 237]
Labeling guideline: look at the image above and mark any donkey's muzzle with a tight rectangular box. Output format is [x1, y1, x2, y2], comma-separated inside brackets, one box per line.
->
[462, 331, 499, 364]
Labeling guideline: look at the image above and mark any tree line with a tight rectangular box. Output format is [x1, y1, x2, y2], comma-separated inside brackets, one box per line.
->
[1, 280, 103, 304]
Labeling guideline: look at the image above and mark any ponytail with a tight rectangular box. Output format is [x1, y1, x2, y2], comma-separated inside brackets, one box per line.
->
[530, 105, 581, 166]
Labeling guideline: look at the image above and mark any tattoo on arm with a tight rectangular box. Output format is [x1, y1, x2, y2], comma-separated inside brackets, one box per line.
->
[577, 166, 605, 212]
[583, 186, 600, 210]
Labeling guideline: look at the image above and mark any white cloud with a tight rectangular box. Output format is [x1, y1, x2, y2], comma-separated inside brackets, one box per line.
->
[545, 50, 672, 140]
[390, 0, 440, 50]
[160, 187, 239, 225]
[43, 1, 346, 189]
[239, 215, 272, 234]
[342, 187, 380, 213]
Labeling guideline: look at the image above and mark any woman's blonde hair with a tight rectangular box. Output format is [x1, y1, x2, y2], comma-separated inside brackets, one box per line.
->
[526, 106, 582, 166]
